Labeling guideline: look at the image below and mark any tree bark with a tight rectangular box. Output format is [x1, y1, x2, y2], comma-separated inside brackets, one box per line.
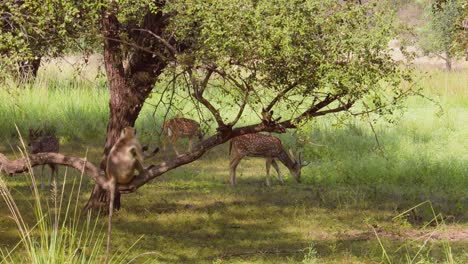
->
[445, 54, 452, 71]
[85, 4, 169, 211]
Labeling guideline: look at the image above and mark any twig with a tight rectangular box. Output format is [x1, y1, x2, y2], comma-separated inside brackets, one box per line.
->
[363, 102, 387, 159]
[131, 28, 177, 55]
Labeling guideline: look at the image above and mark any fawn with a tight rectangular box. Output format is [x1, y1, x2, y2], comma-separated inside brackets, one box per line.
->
[162, 117, 203, 156]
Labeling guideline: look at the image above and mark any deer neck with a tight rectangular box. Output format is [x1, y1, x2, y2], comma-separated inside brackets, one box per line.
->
[277, 150, 297, 172]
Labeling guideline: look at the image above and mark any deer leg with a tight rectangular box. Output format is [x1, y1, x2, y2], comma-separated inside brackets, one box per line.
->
[48, 164, 53, 189]
[40, 165, 45, 190]
[265, 158, 272, 187]
[229, 156, 243, 186]
[171, 136, 180, 156]
[271, 159, 284, 185]
[162, 137, 167, 153]
[172, 145, 179, 156]
[163, 138, 171, 159]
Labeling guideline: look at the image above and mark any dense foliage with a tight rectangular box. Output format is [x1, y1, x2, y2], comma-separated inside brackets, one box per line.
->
[0, 0, 100, 78]
[164, 0, 413, 125]
[1, 0, 420, 209]
[418, 0, 466, 70]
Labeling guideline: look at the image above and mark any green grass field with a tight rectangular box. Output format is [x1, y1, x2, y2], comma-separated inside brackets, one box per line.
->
[0, 61, 467, 263]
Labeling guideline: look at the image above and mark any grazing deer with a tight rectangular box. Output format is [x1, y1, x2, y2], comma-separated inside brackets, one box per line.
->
[229, 133, 309, 187]
[162, 117, 203, 156]
[28, 128, 60, 190]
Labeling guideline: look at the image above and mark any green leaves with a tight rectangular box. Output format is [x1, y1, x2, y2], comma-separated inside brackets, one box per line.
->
[0, 0, 101, 78]
[417, 0, 465, 66]
[2, 0, 417, 123]
[166, 0, 412, 122]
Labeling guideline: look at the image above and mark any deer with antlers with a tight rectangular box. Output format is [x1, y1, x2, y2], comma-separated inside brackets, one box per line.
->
[229, 133, 309, 187]
[28, 128, 60, 190]
[162, 117, 203, 156]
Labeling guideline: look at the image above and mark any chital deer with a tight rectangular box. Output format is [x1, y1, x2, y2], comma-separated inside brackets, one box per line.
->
[229, 133, 309, 187]
[162, 117, 203, 156]
[28, 128, 60, 190]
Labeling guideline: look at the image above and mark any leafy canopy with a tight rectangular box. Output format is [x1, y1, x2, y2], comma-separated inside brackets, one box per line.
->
[418, 0, 466, 60]
[0, 0, 100, 77]
[164, 0, 413, 125]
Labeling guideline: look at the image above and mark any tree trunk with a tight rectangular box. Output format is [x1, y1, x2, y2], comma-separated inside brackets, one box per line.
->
[85, 5, 138, 210]
[445, 54, 452, 71]
[85, 5, 168, 211]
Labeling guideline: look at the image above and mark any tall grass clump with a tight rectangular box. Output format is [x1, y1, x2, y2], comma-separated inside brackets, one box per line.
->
[0, 132, 105, 263]
[0, 136, 145, 263]
[375, 201, 460, 264]
[0, 168, 106, 262]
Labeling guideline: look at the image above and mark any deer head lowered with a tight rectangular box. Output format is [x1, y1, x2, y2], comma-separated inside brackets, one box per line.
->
[229, 133, 309, 187]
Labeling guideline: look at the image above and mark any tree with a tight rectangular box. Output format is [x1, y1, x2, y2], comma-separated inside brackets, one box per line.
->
[0, 0, 416, 210]
[0, 0, 99, 79]
[418, 0, 465, 70]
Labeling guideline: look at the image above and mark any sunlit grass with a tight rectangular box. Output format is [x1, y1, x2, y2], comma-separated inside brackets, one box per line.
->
[0, 60, 467, 263]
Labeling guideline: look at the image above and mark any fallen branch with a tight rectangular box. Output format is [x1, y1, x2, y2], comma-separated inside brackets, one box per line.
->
[0, 121, 285, 196]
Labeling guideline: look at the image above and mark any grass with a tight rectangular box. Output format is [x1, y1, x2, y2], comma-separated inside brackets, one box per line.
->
[0, 60, 467, 263]
[0, 141, 106, 263]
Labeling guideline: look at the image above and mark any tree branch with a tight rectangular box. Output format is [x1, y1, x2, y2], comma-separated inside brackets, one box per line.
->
[0, 153, 107, 187]
[187, 68, 227, 129]
[131, 28, 177, 55]
[1, 94, 352, 198]
[280, 96, 355, 128]
[101, 35, 168, 61]
[204, 66, 248, 92]
[1, 91, 354, 203]
[117, 121, 287, 192]
[228, 89, 250, 127]
[265, 82, 299, 112]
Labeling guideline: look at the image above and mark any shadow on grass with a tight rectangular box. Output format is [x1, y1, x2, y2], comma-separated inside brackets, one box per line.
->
[1, 118, 467, 263]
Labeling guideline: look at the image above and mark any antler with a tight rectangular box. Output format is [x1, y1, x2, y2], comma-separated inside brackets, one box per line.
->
[299, 151, 310, 167]
[288, 148, 296, 162]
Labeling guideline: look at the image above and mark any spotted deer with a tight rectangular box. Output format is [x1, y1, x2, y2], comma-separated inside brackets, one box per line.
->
[162, 117, 203, 156]
[28, 128, 60, 190]
[229, 133, 309, 187]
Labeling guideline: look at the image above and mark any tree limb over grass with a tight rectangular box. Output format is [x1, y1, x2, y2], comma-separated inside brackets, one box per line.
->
[0, 119, 289, 195]
[1, 0, 421, 211]
[0, 153, 105, 187]
[0, 90, 356, 197]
